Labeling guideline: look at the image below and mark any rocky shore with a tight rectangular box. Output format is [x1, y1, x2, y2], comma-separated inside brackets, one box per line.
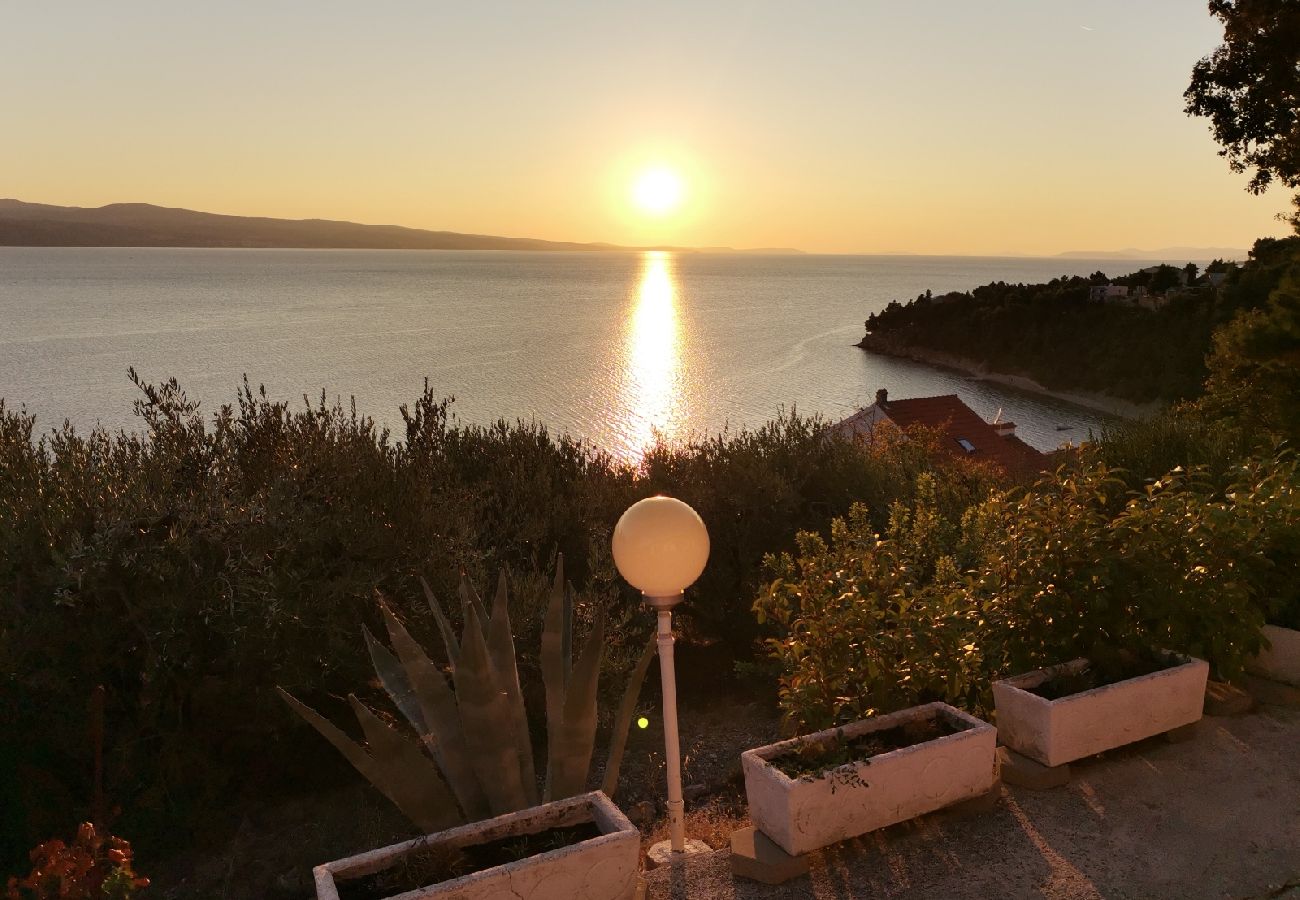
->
[856, 333, 1163, 419]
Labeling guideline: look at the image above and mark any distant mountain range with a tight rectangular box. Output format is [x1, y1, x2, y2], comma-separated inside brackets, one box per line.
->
[1056, 246, 1249, 261]
[0, 200, 802, 254]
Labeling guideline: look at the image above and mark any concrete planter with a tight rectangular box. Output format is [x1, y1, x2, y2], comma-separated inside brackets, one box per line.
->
[993, 652, 1208, 767]
[1247, 624, 1300, 687]
[741, 702, 996, 856]
[313, 791, 638, 900]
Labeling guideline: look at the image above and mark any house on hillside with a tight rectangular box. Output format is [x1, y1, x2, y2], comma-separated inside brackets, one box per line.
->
[831, 389, 1048, 475]
[1088, 284, 1130, 303]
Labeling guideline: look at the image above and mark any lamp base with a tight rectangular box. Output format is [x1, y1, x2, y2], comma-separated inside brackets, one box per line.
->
[646, 838, 712, 868]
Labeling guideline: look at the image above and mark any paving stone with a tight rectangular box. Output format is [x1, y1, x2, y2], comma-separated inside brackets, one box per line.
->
[729, 826, 810, 885]
[942, 780, 1004, 818]
[1162, 720, 1201, 743]
[997, 747, 1071, 790]
[1244, 675, 1300, 709]
[1204, 680, 1256, 716]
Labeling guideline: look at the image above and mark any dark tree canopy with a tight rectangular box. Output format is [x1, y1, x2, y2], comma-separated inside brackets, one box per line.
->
[1185, 0, 1300, 194]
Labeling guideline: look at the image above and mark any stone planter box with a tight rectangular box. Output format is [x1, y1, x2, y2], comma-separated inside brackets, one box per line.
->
[993, 652, 1208, 768]
[741, 702, 996, 857]
[1247, 624, 1300, 687]
[313, 791, 638, 900]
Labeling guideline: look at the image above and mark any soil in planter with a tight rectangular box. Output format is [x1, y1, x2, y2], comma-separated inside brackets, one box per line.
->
[1025, 649, 1178, 701]
[770, 714, 966, 783]
[335, 822, 603, 900]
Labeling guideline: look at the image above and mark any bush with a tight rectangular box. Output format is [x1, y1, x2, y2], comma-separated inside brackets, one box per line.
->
[754, 475, 990, 732]
[977, 462, 1269, 685]
[758, 453, 1297, 732]
[1, 376, 988, 866]
[1092, 410, 1249, 490]
[641, 416, 1002, 651]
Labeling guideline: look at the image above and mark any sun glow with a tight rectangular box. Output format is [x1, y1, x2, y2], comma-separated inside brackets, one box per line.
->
[632, 168, 684, 216]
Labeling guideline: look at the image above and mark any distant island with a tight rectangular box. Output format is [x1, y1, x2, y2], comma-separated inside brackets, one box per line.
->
[857, 237, 1299, 410]
[1055, 246, 1249, 260]
[0, 199, 804, 254]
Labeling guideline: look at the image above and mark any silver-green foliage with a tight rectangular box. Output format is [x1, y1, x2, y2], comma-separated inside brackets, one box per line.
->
[278, 556, 654, 832]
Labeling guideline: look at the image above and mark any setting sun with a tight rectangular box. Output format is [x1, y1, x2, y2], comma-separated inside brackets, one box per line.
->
[632, 168, 684, 216]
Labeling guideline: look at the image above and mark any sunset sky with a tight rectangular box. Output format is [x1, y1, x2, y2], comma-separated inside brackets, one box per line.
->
[2, 1, 1292, 255]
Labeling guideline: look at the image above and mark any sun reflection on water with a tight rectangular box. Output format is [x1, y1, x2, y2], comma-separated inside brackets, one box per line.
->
[617, 251, 683, 460]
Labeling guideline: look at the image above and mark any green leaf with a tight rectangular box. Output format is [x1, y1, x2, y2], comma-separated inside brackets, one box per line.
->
[485, 570, 539, 806]
[379, 599, 488, 821]
[419, 575, 460, 670]
[454, 605, 530, 815]
[548, 605, 605, 800]
[540, 554, 568, 801]
[346, 694, 463, 833]
[276, 688, 461, 834]
[601, 630, 657, 798]
[363, 624, 427, 735]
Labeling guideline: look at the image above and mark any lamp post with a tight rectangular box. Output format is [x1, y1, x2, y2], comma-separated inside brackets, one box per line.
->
[612, 495, 712, 862]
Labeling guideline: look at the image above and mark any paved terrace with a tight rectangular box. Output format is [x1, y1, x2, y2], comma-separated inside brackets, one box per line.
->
[646, 696, 1300, 900]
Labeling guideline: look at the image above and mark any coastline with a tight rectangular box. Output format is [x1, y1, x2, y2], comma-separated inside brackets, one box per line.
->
[855, 333, 1163, 420]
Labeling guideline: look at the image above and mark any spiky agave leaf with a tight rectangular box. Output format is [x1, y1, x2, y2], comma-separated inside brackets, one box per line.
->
[277, 688, 460, 834]
[601, 631, 658, 798]
[363, 624, 427, 735]
[457, 572, 490, 638]
[419, 576, 460, 670]
[485, 571, 539, 806]
[540, 555, 568, 801]
[378, 599, 488, 821]
[454, 605, 530, 815]
[547, 606, 606, 800]
[345, 695, 463, 833]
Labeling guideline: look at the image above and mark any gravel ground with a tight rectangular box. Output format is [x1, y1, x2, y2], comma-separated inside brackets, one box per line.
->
[644, 704, 1300, 900]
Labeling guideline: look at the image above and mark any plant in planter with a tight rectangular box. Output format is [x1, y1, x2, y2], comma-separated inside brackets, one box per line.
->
[1231, 452, 1300, 686]
[978, 465, 1261, 765]
[279, 556, 656, 871]
[741, 703, 995, 856]
[754, 486, 992, 733]
[992, 649, 1209, 767]
[312, 791, 638, 900]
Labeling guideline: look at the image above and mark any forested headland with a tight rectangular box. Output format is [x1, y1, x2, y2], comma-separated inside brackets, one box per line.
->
[859, 237, 1300, 406]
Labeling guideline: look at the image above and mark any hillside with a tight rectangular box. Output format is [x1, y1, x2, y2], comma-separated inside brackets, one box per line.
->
[859, 237, 1300, 406]
[0, 200, 782, 252]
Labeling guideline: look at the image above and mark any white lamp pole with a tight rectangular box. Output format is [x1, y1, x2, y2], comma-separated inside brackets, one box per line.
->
[612, 495, 711, 862]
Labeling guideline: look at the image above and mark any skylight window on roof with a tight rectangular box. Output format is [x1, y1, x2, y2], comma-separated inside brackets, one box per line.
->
[956, 438, 976, 453]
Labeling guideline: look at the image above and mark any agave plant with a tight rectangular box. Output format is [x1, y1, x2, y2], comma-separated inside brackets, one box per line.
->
[278, 556, 656, 832]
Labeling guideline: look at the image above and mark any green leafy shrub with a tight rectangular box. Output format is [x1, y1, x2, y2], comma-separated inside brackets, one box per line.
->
[1, 375, 984, 866]
[754, 475, 992, 732]
[977, 463, 1269, 684]
[1092, 411, 1249, 490]
[759, 453, 1297, 732]
[644, 417, 1004, 651]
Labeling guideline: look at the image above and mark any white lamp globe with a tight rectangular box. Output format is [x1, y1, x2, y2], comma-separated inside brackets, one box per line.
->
[612, 496, 710, 598]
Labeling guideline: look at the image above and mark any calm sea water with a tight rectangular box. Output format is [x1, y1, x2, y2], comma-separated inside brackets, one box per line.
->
[0, 248, 1179, 461]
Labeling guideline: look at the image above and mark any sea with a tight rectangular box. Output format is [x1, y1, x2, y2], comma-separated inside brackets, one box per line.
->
[0, 248, 1189, 462]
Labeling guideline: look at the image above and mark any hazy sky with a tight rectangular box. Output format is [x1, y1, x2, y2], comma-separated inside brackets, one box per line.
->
[2, 1, 1291, 255]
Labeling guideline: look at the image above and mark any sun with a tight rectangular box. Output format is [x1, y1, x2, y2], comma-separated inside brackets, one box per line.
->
[632, 167, 684, 216]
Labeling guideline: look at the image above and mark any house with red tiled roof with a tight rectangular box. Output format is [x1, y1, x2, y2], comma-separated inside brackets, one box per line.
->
[831, 389, 1047, 475]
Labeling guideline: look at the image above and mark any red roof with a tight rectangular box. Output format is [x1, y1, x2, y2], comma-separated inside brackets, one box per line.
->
[879, 395, 1047, 475]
